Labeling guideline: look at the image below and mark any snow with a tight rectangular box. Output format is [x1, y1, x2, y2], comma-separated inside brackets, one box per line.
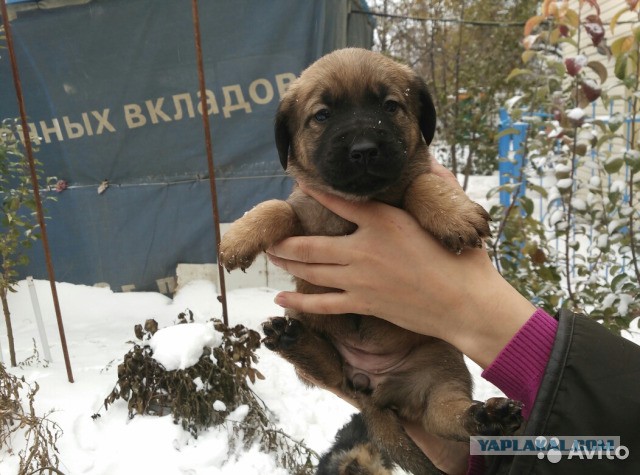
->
[611, 180, 626, 193]
[596, 234, 608, 250]
[149, 322, 222, 371]
[585, 22, 604, 36]
[0, 279, 505, 475]
[581, 77, 600, 92]
[609, 113, 624, 128]
[228, 404, 251, 423]
[573, 54, 588, 68]
[548, 124, 564, 139]
[567, 107, 586, 121]
[618, 294, 634, 317]
[571, 197, 587, 211]
[505, 95, 523, 110]
[213, 400, 228, 411]
[556, 178, 573, 189]
[608, 219, 623, 234]
[626, 150, 640, 160]
[549, 208, 565, 227]
[589, 175, 601, 189]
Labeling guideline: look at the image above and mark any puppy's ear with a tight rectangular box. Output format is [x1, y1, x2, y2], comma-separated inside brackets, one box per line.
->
[274, 98, 292, 169]
[413, 77, 437, 145]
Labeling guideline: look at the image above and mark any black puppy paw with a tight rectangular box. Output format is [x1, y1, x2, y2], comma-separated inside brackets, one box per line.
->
[465, 397, 523, 436]
[262, 317, 302, 351]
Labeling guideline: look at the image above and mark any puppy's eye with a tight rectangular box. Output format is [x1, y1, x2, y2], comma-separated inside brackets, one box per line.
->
[383, 100, 399, 113]
[314, 109, 331, 122]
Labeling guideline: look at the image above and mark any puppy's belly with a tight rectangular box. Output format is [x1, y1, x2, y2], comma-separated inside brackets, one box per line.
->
[333, 339, 415, 391]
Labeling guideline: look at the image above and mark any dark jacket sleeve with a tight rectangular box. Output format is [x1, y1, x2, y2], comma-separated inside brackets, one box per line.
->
[487, 309, 640, 474]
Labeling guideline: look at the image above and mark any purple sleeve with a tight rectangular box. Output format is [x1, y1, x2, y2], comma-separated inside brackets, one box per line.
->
[481, 308, 558, 418]
[466, 453, 486, 475]
[466, 308, 558, 475]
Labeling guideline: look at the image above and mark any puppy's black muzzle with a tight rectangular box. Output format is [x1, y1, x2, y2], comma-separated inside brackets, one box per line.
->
[314, 120, 407, 197]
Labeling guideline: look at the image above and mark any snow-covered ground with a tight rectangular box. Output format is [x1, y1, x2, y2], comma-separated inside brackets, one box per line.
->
[1, 281, 502, 475]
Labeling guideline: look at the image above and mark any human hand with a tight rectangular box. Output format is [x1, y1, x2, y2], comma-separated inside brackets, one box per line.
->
[267, 171, 534, 367]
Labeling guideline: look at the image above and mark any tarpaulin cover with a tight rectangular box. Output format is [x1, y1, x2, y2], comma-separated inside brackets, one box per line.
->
[0, 0, 373, 291]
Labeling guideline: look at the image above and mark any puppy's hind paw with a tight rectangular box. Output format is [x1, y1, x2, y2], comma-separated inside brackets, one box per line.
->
[262, 317, 302, 351]
[464, 397, 523, 436]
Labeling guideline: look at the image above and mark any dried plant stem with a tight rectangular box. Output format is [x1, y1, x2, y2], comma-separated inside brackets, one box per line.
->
[0, 287, 17, 366]
[0, 364, 63, 475]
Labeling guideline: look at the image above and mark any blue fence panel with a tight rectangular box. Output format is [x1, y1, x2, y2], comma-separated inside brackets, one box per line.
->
[498, 108, 527, 207]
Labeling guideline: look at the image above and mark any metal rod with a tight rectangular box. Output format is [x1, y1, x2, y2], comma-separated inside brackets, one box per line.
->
[1, 0, 74, 382]
[190, 0, 229, 325]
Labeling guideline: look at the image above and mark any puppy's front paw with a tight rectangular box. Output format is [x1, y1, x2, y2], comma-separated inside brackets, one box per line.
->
[219, 199, 302, 272]
[219, 234, 261, 272]
[262, 317, 302, 351]
[439, 202, 491, 254]
[464, 397, 523, 436]
[404, 174, 491, 254]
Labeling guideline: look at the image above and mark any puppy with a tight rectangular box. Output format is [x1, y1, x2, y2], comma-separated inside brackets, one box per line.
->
[317, 413, 393, 475]
[219, 48, 522, 474]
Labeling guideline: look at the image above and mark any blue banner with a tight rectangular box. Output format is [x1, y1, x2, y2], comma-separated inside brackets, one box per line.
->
[0, 0, 373, 291]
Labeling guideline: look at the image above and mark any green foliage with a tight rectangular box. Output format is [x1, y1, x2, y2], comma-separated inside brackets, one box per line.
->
[491, 0, 640, 331]
[369, 0, 539, 179]
[1, 118, 56, 367]
[0, 119, 45, 293]
[488, 202, 563, 314]
[101, 316, 317, 474]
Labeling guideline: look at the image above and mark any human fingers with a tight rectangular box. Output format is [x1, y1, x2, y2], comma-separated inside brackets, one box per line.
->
[267, 253, 347, 291]
[273, 289, 363, 316]
[267, 235, 350, 265]
[297, 182, 382, 226]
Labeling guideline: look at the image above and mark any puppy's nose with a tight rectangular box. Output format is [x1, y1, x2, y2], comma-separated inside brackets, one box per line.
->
[349, 139, 379, 165]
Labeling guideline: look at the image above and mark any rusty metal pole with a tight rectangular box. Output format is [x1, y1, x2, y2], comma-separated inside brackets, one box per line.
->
[190, 0, 229, 325]
[1, 0, 74, 382]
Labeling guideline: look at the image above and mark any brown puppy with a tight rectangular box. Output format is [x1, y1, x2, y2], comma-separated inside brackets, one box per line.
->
[219, 48, 522, 474]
